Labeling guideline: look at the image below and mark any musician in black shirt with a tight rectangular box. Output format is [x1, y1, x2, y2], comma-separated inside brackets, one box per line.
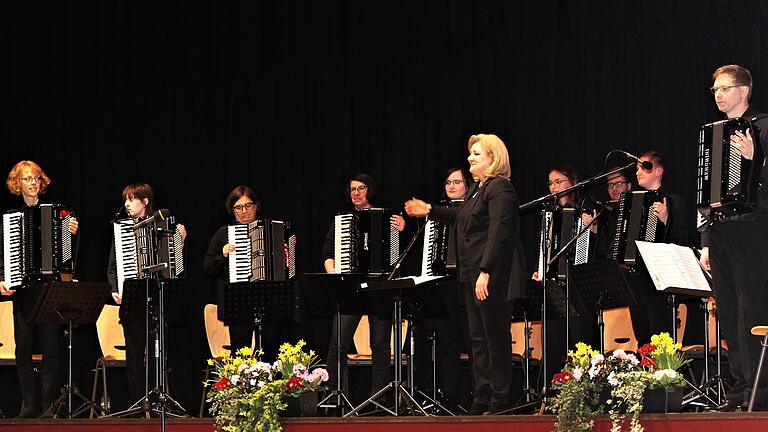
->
[0, 160, 78, 418]
[700, 64, 768, 410]
[106, 183, 187, 407]
[628, 151, 693, 346]
[321, 173, 405, 407]
[202, 185, 277, 356]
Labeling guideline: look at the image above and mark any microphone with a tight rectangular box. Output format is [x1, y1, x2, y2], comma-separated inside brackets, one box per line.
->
[581, 196, 615, 213]
[110, 206, 126, 223]
[617, 150, 653, 170]
[132, 208, 171, 230]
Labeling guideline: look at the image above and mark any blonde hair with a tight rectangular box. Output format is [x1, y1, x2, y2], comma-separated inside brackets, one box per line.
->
[6, 160, 51, 196]
[467, 133, 511, 180]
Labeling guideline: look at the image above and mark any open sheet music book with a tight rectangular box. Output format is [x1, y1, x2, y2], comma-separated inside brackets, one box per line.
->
[635, 241, 712, 297]
[359, 275, 448, 291]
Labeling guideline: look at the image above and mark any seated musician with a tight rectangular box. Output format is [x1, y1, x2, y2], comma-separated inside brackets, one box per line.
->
[531, 163, 596, 371]
[202, 185, 281, 359]
[592, 166, 632, 258]
[628, 151, 695, 346]
[106, 183, 187, 408]
[321, 173, 405, 407]
[0, 160, 79, 418]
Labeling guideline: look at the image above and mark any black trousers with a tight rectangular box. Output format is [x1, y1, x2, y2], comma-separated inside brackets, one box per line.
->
[462, 282, 513, 406]
[325, 314, 392, 397]
[627, 271, 674, 346]
[708, 212, 768, 407]
[12, 300, 60, 409]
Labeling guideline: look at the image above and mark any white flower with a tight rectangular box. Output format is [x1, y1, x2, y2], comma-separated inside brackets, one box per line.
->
[591, 353, 604, 367]
[230, 374, 240, 385]
[607, 371, 619, 386]
[653, 369, 679, 381]
[237, 363, 248, 372]
[257, 380, 266, 388]
[572, 367, 583, 381]
[250, 379, 257, 386]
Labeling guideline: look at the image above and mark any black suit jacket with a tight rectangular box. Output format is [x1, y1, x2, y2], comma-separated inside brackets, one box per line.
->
[431, 176, 526, 305]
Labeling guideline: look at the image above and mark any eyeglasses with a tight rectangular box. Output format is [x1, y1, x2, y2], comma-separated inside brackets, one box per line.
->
[233, 202, 256, 212]
[710, 85, 742, 95]
[547, 179, 569, 187]
[349, 185, 368, 193]
[444, 179, 464, 186]
[607, 181, 629, 189]
[20, 176, 43, 183]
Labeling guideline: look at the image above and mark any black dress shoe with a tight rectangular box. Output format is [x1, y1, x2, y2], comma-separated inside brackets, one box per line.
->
[468, 401, 489, 415]
[15, 404, 38, 419]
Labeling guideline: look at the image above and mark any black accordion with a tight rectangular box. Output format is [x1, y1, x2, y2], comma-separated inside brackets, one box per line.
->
[2, 204, 74, 288]
[697, 117, 763, 220]
[610, 190, 663, 265]
[420, 199, 462, 276]
[113, 216, 184, 295]
[334, 208, 400, 274]
[537, 207, 591, 281]
[227, 219, 296, 282]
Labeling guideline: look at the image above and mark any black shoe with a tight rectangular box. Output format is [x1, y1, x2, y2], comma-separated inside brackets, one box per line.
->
[15, 403, 38, 419]
[483, 402, 513, 415]
[468, 401, 489, 415]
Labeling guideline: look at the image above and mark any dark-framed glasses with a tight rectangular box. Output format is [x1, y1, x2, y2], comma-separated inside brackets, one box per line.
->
[547, 178, 569, 187]
[233, 202, 256, 212]
[607, 181, 629, 189]
[20, 176, 43, 183]
[349, 185, 368, 193]
[445, 179, 464, 186]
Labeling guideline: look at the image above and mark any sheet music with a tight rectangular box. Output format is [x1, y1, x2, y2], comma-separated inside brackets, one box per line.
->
[634, 241, 712, 296]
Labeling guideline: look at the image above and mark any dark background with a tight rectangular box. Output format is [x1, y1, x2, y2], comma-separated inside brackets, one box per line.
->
[0, 0, 766, 416]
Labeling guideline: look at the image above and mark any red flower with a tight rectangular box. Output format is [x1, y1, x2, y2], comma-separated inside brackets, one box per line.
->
[641, 357, 658, 370]
[285, 376, 304, 392]
[551, 371, 574, 384]
[638, 343, 656, 358]
[213, 377, 231, 390]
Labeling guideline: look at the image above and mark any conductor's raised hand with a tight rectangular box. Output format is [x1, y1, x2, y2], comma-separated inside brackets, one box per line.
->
[404, 198, 431, 218]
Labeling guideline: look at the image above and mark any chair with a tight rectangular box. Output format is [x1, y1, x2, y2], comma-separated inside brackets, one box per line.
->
[348, 315, 408, 362]
[603, 306, 639, 353]
[0, 301, 16, 366]
[747, 326, 768, 412]
[199, 304, 231, 417]
[89, 304, 126, 418]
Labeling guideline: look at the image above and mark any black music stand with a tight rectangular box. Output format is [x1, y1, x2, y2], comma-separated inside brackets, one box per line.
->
[401, 277, 456, 415]
[344, 276, 446, 417]
[110, 276, 189, 421]
[569, 259, 637, 354]
[218, 281, 299, 354]
[27, 281, 112, 419]
[299, 272, 373, 414]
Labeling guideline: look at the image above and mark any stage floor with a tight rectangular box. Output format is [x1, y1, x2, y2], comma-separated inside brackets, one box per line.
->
[2, 413, 768, 432]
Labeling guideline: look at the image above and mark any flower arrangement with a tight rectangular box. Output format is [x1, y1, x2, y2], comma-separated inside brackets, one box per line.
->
[206, 340, 329, 432]
[549, 332, 690, 432]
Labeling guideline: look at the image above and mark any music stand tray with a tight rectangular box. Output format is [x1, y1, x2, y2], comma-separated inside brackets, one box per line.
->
[29, 281, 112, 418]
[569, 259, 637, 315]
[218, 281, 299, 326]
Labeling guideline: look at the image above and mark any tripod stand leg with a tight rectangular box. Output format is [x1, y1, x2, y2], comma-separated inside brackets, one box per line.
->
[344, 382, 398, 417]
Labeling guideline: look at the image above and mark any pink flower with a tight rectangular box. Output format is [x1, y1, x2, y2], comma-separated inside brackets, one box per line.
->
[292, 364, 308, 378]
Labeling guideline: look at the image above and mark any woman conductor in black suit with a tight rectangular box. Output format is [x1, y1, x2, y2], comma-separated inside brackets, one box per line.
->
[405, 133, 526, 415]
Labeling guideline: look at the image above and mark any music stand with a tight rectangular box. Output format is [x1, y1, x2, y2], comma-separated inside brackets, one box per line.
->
[27, 281, 112, 419]
[299, 272, 373, 414]
[109, 276, 189, 420]
[401, 276, 456, 415]
[344, 276, 446, 417]
[219, 281, 298, 353]
[569, 259, 637, 354]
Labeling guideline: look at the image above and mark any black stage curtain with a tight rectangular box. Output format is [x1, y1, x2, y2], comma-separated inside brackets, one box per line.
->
[1, 1, 767, 414]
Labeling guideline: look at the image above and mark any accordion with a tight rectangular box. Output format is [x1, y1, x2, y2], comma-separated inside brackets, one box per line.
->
[113, 216, 185, 295]
[420, 199, 462, 277]
[334, 208, 400, 274]
[697, 117, 763, 220]
[2, 204, 74, 288]
[227, 219, 296, 283]
[537, 207, 591, 281]
[610, 190, 663, 265]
